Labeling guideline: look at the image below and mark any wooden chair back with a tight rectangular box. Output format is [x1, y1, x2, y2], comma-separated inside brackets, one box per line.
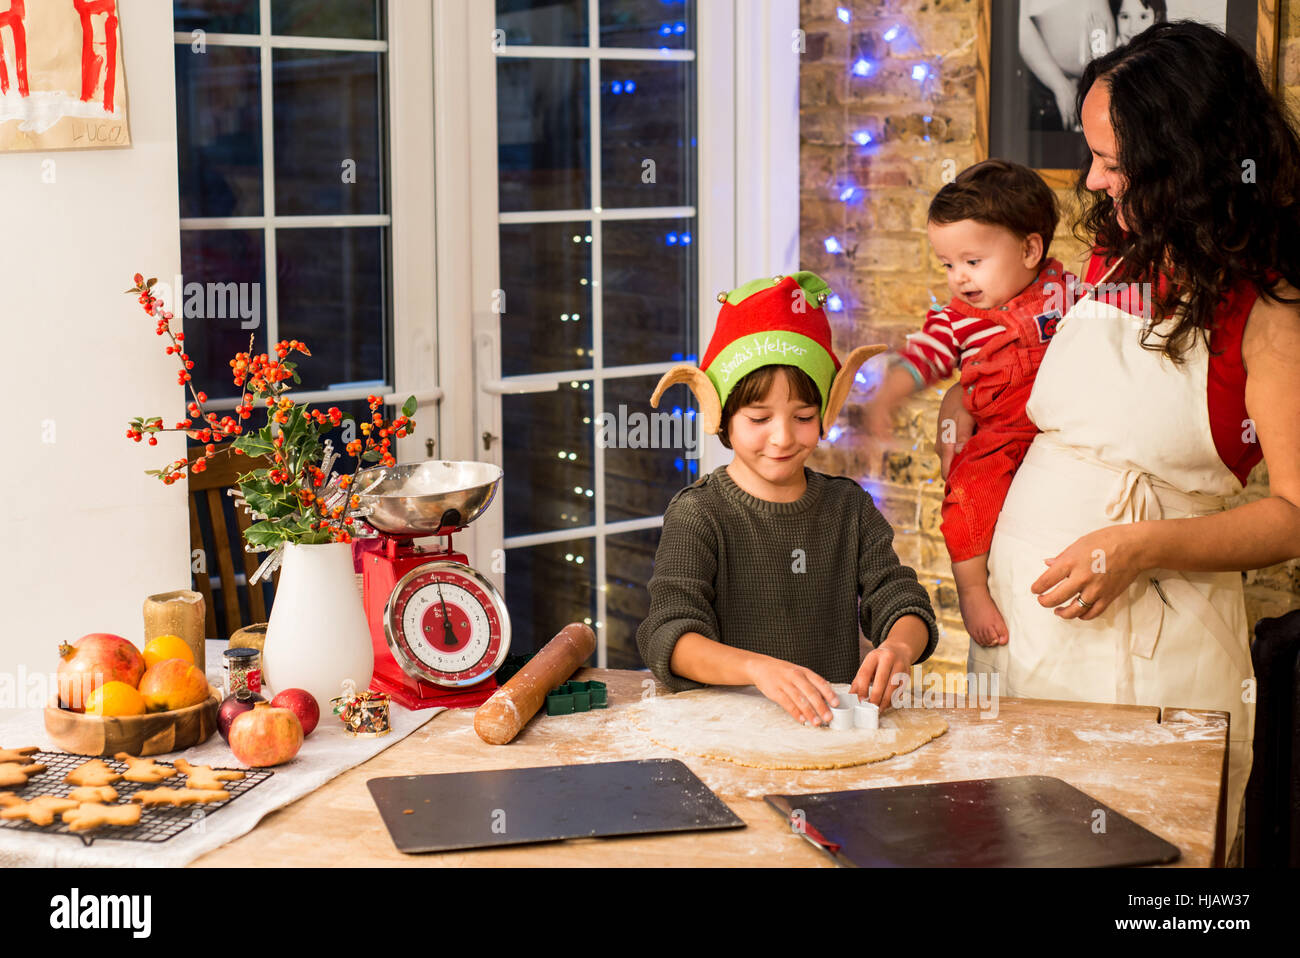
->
[188, 449, 277, 639]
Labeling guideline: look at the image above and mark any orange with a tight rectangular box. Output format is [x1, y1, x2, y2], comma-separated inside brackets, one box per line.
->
[142, 634, 194, 670]
[138, 659, 210, 712]
[85, 681, 147, 717]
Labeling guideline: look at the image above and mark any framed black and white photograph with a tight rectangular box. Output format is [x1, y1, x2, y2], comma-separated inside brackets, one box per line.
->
[978, 0, 1281, 185]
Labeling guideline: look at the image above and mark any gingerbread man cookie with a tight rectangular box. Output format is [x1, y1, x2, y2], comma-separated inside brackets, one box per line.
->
[0, 794, 79, 826]
[64, 759, 122, 788]
[0, 746, 39, 764]
[67, 785, 119, 804]
[0, 762, 46, 788]
[131, 786, 229, 807]
[62, 802, 142, 832]
[174, 759, 244, 791]
[114, 753, 178, 784]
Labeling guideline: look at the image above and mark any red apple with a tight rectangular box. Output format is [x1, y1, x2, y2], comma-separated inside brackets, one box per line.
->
[217, 689, 265, 742]
[271, 688, 320, 737]
[229, 702, 303, 767]
[57, 634, 146, 712]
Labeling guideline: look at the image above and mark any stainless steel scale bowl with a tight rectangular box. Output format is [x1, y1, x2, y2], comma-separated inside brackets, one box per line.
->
[350, 460, 503, 537]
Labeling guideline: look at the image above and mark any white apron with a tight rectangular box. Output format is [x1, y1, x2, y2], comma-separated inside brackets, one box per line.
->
[973, 266, 1255, 850]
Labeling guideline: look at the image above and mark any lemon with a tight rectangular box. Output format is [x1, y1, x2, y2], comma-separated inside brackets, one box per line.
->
[86, 681, 147, 717]
[143, 634, 194, 669]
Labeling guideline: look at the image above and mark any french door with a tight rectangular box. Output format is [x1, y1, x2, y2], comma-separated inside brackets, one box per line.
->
[434, 0, 797, 666]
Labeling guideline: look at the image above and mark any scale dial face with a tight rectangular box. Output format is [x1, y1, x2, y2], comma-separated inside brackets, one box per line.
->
[383, 560, 510, 687]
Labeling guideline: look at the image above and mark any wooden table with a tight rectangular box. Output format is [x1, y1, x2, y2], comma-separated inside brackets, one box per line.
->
[191, 668, 1229, 867]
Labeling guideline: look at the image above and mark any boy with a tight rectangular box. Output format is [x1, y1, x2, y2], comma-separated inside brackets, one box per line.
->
[862, 159, 1077, 647]
[638, 272, 940, 727]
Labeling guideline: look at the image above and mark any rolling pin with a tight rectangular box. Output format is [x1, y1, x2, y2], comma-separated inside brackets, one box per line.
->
[474, 623, 596, 745]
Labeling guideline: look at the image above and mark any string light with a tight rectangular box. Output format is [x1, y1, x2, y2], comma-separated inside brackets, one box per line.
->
[837, 7, 851, 23]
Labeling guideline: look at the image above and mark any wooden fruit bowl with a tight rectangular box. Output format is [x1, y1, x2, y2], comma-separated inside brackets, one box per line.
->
[43, 686, 222, 757]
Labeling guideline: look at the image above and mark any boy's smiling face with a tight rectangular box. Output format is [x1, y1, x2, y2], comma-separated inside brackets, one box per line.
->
[927, 218, 1043, 311]
[725, 369, 822, 496]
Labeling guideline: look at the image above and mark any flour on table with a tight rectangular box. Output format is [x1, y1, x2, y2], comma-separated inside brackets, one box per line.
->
[626, 685, 947, 770]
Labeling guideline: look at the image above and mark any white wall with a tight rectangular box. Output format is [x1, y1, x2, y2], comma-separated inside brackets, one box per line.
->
[0, 0, 185, 711]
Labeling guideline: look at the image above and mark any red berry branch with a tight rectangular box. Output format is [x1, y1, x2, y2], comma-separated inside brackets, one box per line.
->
[123, 273, 417, 546]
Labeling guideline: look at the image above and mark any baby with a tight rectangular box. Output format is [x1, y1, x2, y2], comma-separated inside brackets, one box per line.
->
[863, 159, 1077, 647]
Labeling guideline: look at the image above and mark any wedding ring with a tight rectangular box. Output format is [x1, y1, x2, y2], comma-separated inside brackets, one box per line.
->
[1075, 595, 1093, 609]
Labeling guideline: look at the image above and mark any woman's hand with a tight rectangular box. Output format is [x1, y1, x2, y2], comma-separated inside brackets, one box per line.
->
[934, 383, 974, 480]
[747, 656, 839, 726]
[1030, 523, 1150, 620]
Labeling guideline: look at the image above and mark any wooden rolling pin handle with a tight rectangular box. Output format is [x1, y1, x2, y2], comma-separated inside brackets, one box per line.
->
[473, 623, 596, 745]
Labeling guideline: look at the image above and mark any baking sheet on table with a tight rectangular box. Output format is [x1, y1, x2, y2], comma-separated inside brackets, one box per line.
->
[368, 758, 745, 853]
[766, 775, 1181, 867]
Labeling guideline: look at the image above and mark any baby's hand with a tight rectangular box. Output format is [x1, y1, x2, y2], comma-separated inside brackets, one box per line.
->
[851, 644, 912, 711]
[748, 657, 839, 727]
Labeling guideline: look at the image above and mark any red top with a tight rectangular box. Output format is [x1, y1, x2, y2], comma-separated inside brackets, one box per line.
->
[1084, 251, 1263, 485]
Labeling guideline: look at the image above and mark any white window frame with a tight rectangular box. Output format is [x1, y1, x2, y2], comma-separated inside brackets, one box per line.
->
[172, 0, 444, 452]
[430, 0, 798, 664]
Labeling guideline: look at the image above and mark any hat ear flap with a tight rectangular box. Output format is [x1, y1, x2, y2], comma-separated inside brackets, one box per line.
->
[650, 365, 722, 436]
[821, 345, 890, 434]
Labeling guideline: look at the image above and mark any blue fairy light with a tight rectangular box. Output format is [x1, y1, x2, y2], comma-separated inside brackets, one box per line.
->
[611, 81, 623, 94]
[852, 58, 873, 77]
[625, 80, 636, 93]
[827, 294, 844, 312]
[666, 232, 679, 245]
[824, 236, 843, 254]
[911, 63, 928, 81]
[883, 25, 901, 42]
[680, 232, 692, 245]
[853, 130, 873, 146]
[837, 7, 851, 23]
[839, 185, 858, 202]
[827, 425, 843, 443]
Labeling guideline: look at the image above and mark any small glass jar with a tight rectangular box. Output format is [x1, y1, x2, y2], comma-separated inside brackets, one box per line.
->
[222, 647, 262, 697]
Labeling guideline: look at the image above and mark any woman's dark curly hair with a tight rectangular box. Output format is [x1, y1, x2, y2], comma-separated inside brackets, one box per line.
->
[1074, 20, 1300, 362]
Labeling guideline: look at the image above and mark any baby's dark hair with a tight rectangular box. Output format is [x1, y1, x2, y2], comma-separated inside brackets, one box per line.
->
[927, 159, 1059, 268]
[717, 365, 822, 450]
[1109, 0, 1167, 23]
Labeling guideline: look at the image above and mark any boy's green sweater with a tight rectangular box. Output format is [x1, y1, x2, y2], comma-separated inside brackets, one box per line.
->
[636, 466, 940, 691]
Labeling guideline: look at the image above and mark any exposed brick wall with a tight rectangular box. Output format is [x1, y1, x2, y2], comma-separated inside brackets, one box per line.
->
[801, 0, 1300, 672]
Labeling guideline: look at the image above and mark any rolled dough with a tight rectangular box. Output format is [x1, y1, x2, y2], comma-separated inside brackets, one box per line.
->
[627, 684, 947, 770]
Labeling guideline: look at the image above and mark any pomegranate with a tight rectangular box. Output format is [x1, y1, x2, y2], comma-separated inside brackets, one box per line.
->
[229, 702, 303, 767]
[57, 634, 146, 712]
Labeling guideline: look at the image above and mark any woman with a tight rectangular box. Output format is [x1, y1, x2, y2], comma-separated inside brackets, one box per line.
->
[936, 22, 1300, 854]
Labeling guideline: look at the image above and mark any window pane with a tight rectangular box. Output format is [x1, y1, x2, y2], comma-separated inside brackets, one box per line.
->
[599, 0, 694, 49]
[273, 50, 385, 216]
[276, 227, 387, 390]
[503, 385, 595, 538]
[606, 527, 659, 669]
[601, 60, 694, 208]
[174, 0, 260, 35]
[499, 222, 593, 377]
[602, 374, 699, 523]
[498, 58, 590, 213]
[496, 0, 588, 47]
[503, 539, 596, 656]
[602, 218, 697, 367]
[175, 45, 263, 218]
[272, 0, 383, 39]
[180, 230, 268, 402]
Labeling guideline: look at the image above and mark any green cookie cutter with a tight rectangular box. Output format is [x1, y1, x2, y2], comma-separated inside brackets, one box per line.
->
[545, 679, 608, 715]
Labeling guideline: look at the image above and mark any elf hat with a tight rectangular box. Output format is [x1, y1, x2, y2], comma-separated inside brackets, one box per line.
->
[650, 271, 887, 435]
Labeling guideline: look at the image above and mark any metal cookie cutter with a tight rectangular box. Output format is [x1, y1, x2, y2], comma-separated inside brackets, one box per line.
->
[545, 680, 608, 716]
[829, 691, 857, 730]
[854, 700, 880, 730]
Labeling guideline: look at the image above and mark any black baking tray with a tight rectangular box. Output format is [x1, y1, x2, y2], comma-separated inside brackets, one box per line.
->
[367, 758, 744, 853]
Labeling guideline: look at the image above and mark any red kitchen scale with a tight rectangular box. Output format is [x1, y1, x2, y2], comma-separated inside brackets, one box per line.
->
[349, 460, 510, 710]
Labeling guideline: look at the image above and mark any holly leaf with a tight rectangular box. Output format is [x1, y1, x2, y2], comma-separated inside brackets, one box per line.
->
[146, 278, 157, 288]
[243, 520, 288, 548]
[234, 433, 277, 459]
